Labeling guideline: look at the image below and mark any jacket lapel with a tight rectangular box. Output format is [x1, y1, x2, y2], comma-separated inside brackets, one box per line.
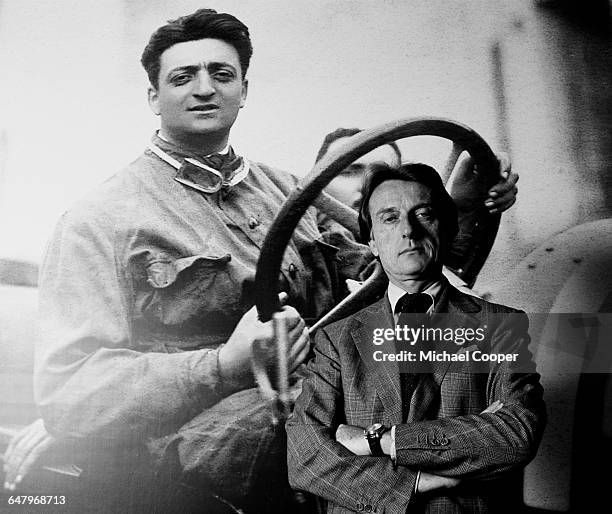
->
[349, 281, 484, 424]
[407, 279, 483, 421]
[429, 279, 482, 384]
[350, 297, 404, 425]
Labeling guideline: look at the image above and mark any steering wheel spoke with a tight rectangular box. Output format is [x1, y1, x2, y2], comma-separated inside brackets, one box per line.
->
[441, 142, 465, 183]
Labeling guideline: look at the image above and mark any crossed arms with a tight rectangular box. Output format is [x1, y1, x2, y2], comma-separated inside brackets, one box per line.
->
[286, 311, 546, 514]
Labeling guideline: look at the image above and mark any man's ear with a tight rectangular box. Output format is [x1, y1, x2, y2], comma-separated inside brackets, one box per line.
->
[368, 237, 379, 257]
[148, 86, 160, 115]
[239, 79, 248, 108]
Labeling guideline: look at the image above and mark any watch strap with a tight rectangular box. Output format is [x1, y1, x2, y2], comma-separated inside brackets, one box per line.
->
[366, 434, 384, 456]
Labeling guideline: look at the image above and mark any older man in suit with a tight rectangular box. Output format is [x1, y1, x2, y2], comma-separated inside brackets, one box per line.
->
[286, 162, 546, 513]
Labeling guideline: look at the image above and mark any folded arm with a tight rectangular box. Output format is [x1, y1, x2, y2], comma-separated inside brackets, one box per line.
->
[286, 328, 419, 514]
[393, 313, 546, 479]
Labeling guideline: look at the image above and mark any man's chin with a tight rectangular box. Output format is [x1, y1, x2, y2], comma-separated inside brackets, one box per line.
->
[187, 122, 227, 134]
[397, 255, 430, 272]
[394, 262, 441, 282]
[172, 123, 232, 142]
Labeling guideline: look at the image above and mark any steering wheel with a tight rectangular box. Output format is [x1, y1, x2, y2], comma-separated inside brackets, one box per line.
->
[255, 116, 501, 322]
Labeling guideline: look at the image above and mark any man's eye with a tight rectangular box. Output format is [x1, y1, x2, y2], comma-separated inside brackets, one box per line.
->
[171, 74, 192, 85]
[214, 71, 235, 82]
[415, 208, 435, 221]
[382, 214, 399, 223]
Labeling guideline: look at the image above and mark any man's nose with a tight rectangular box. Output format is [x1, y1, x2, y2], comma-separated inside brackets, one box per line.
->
[193, 71, 215, 97]
[401, 213, 422, 239]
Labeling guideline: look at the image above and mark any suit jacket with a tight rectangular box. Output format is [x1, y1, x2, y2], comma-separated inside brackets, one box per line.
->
[286, 280, 546, 513]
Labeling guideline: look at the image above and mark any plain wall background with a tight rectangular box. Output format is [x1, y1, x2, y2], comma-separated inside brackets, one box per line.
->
[0, 0, 610, 291]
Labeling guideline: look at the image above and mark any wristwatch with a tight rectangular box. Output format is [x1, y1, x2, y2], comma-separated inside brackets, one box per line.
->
[364, 423, 388, 456]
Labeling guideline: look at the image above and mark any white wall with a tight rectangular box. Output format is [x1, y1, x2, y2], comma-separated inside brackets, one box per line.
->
[0, 0, 608, 285]
[0, 0, 514, 261]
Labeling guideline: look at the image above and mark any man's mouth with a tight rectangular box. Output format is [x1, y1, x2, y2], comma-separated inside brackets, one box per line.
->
[399, 247, 422, 256]
[188, 104, 219, 113]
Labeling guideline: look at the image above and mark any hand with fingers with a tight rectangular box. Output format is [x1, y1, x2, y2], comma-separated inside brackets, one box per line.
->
[218, 294, 311, 392]
[416, 400, 505, 492]
[449, 152, 518, 214]
[484, 153, 518, 213]
[3, 418, 55, 491]
[481, 400, 504, 414]
[334, 400, 505, 493]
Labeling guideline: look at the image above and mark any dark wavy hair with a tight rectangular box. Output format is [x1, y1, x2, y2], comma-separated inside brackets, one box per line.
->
[141, 8, 253, 88]
[358, 163, 458, 254]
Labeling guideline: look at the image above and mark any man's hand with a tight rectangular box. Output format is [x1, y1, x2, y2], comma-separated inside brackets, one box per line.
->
[449, 152, 518, 214]
[335, 424, 370, 455]
[335, 402, 503, 492]
[336, 401, 504, 456]
[415, 401, 503, 493]
[335, 424, 462, 494]
[3, 419, 55, 491]
[482, 400, 504, 414]
[416, 472, 461, 493]
[218, 301, 310, 391]
[484, 153, 518, 213]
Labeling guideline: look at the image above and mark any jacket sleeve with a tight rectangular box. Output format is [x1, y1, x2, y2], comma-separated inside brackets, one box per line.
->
[35, 211, 233, 443]
[286, 327, 418, 514]
[394, 312, 546, 479]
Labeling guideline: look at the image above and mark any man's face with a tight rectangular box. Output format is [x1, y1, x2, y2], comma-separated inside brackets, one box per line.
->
[325, 137, 400, 211]
[367, 180, 442, 285]
[148, 38, 248, 143]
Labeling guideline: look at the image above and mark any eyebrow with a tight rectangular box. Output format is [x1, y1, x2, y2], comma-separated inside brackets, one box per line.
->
[374, 202, 432, 217]
[374, 207, 399, 218]
[166, 62, 238, 78]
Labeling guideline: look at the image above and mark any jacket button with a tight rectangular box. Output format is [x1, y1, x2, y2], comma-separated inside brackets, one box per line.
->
[356, 503, 364, 511]
[248, 216, 259, 229]
[288, 263, 297, 278]
[365, 505, 373, 512]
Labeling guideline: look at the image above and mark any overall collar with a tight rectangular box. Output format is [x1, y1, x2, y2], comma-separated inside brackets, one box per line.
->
[148, 132, 250, 193]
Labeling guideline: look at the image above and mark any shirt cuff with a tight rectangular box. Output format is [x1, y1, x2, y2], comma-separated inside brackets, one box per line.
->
[391, 425, 420, 496]
[213, 344, 245, 397]
[390, 424, 397, 464]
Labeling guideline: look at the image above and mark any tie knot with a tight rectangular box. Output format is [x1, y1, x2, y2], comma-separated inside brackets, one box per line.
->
[395, 292, 433, 314]
[202, 147, 240, 176]
[204, 152, 228, 170]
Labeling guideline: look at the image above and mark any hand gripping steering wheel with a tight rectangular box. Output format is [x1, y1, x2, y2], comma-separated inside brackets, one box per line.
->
[254, 116, 501, 324]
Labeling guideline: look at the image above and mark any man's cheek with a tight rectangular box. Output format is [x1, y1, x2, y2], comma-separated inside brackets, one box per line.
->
[422, 238, 438, 261]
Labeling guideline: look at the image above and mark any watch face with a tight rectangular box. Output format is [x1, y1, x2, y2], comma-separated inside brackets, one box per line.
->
[366, 423, 385, 436]
[364, 423, 387, 456]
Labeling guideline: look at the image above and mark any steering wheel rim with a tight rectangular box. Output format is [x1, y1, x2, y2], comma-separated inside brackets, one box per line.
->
[255, 116, 500, 321]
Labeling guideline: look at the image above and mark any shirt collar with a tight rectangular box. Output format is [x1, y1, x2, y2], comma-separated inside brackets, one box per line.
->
[387, 279, 443, 315]
[157, 130, 230, 156]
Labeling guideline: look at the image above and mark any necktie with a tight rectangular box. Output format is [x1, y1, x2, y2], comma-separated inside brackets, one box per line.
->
[149, 141, 249, 193]
[395, 292, 433, 315]
[201, 147, 243, 182]
[395, 292, 433, 421]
